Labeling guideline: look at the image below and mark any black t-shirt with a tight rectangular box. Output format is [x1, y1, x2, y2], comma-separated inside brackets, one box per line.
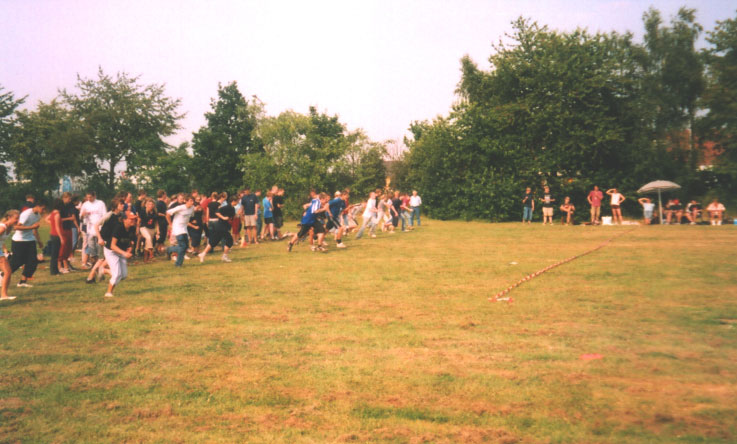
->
[216, 204, 235, 227]
[140, 210, 157, 229]
[207, 201, 221, 220]
[392, 198, 402, 213]
[542, 194, 554, 209]
[189, 209, 203, 231]
[240, 194, 259, 215]
[523, 193, 534, 208]
[156, 200, 168, 223]
[134, 199, 145, 214]
[107, 223, 136, 251]
[61, 202, 75, 230]
[272, 195, 284, 217]
[100, 212, 124, 246]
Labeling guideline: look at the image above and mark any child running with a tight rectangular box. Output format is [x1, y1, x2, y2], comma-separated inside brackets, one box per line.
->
[0, 210, 21, 301]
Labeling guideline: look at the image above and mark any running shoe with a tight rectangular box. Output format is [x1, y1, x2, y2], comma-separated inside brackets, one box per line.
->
[104, 292, 114, 298]
[222, 255, 232, 263]
[336, 243, 347, 248]
[0, 296, 16, 301]
[17, 282, 33, 288]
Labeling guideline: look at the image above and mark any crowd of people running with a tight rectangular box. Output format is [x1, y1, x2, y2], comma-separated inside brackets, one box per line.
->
[0, 187, 424, 301]
[522, 185, 728, 226]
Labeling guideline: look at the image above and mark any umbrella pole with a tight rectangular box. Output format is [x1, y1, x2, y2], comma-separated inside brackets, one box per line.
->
[658, 189, 663, 225]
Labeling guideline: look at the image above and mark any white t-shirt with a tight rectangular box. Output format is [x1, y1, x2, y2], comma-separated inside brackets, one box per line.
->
[167, 205, 194, 237]
[410, 195, 422, 206]
[363, 199, 376, 219]
[81, 199, 107, 233]
[707, 203, 725, 212]
[610, 193, 624, 206]
[643, 202, 655, 212]
[12, 208, 40, 242]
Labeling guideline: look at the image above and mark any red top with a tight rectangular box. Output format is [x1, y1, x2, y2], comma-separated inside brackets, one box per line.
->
[588, 190, 603, 207]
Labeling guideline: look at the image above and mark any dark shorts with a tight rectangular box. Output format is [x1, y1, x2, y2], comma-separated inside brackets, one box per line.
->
[188, 228, 203, 247]
[611, 205, 620, 210]
[273, 214, 283, 228]
[265, 217, 274, 225]
[392, 215, 399, 227]
[326, 218, 340, 231]
[208, 224, 233, 248]
[297, 221, 324, 239]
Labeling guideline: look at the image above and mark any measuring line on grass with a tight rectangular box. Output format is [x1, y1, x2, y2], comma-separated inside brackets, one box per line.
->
[489, 227, 637, 303]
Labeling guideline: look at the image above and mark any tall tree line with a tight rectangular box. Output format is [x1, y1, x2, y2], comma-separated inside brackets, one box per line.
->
[399, 8, 737, 220]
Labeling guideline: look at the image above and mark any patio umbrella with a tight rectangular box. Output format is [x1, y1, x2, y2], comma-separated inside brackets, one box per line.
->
[637, 180, 681, 224]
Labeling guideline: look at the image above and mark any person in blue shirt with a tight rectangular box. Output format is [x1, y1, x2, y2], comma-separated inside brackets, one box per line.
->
[327, 191, 347, 248]
[262, 191, 275, 240]
[287, 190, 328, 252]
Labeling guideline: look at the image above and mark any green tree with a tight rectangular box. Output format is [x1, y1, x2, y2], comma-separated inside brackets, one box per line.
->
[640, 7, 705, 193]
[192, 82, 262, 193]
[8, 100, 93, 195]
[0, 85, 26, 177]
[406, 18, 654, 220]
[699, 11, 737, 199]
[61, 68, 183, 192]
[137, 142, 196, 194]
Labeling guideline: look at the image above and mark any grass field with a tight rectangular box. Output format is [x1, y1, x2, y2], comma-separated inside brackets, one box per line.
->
[1, 220, 736, 443]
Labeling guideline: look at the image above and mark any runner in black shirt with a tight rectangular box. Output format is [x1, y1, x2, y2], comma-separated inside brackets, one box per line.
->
[155, 190, 168, 253]
[103, 212, 138, 298]
[198, 194, 235, 263]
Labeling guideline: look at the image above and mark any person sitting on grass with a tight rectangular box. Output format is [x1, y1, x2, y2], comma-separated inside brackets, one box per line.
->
[706, 199, 726, 225]
[559, 197, 575, 225]
[638, 197, 655, 225]
[0, 210, 21, 301]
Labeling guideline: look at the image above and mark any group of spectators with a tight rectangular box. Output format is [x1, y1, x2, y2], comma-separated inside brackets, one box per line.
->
[522, 185, 728, 226]
[0, 187, 424, 300]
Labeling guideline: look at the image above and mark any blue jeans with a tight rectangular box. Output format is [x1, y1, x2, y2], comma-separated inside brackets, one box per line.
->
[401, 210, 411, 230]
[167, 234, 189, 267]
[523, 206, 533, 221]
[411, 206, 421, 226]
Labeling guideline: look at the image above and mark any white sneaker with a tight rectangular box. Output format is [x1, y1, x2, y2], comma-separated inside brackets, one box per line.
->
[0, 296, 16, 301]
[17, 282, 33, 288]
[198, 252, 206, 263]
[183, 255, 190, 260]
[171, 255, 177, 261]
[336, 243, 346, 248]
[222, 255, 232, 263]
[370, 234, 377, 238]
[60, 268, 70, 274]
[104, 292, 114, 298]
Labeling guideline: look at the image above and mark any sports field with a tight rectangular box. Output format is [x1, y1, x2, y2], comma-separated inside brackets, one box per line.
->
[1, 221, 736, 443]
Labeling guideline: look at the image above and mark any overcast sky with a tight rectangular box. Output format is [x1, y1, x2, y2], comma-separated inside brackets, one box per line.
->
[1, 0, 734, 148]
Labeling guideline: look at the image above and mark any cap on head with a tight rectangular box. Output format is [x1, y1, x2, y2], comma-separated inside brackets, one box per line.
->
[335, 191, 341, 197]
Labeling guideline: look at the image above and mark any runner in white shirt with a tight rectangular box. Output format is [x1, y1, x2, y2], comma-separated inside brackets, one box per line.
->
[79, 191, 107, 267]
[355, 191, 379, 239]
[166, 194, 195, 267]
